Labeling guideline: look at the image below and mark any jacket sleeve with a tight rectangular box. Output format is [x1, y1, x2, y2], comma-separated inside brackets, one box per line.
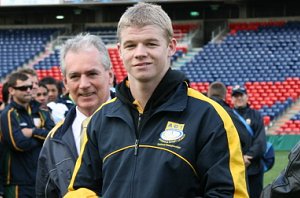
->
[32, 110, 55, 140]
[1, 109, 41, 151]
[36, 136, 59, 198]
[260, 141, 300, 198]
[246, 111, 266, 159]
[196, 102, 249, 198]
[66, 120, 102, 197]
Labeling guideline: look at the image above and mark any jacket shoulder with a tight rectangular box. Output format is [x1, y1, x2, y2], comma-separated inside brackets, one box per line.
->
[47, 120, 65, 140]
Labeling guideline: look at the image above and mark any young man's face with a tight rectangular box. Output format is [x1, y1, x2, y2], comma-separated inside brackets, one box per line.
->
[46, 84, 59, 102]
[10, 79, 33, 106]
[63, 46, 113, 116]
[36, 86, 49, 106]
[29, 75, 39, 98]
[118, 25, 176, 85]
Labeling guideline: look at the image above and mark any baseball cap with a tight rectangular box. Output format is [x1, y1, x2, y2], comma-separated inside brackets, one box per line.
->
[231, 85, 247, 96]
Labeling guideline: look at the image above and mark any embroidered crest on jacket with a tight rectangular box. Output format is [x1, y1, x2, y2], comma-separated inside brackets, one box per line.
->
[159, 121, 185, 144]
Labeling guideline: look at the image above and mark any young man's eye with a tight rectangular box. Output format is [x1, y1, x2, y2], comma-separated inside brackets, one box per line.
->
[124, 44, 135, 49]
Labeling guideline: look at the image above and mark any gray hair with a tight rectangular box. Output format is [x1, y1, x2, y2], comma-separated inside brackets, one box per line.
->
[60, 33, 111, 76]
[117, 2, 173, 42]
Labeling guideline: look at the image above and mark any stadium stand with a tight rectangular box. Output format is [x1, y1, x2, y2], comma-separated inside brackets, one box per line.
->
[0, 27, 65, 79]
[184, 21, 300, 133]
[33, 50, 63, 81]
[0, 28, 59, 77]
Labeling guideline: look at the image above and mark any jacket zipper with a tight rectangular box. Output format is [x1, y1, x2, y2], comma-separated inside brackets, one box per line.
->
[134, 139, 139, 156]
[134, 114, 142, 156]
[130, 113, 142, 198]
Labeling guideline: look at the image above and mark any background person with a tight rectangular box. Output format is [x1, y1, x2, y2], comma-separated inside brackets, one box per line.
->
[35, 82, 49, 111]
[231, 85, 267, 198]
[40, 77, 60, 102]
[207, 81, 252, 154]
[65, 3, 248, 198]
[18, 67, 39, 98]
[0, 72, 55, 197]
[40, 77, 70, 123]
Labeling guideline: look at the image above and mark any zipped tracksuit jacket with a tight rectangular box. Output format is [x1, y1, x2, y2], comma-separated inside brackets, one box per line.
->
[210, 97, 252, 154]
[36, 106, 78, 198]
[0, 100, 55, 197]
[234, 105, 266, 176]
[36, 91, 115, 198]
[234, 105, 266, 198]
[67, 69, 249, 198]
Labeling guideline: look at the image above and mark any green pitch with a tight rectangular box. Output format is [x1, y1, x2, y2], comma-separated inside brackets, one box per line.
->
[263, 151, 290, 187]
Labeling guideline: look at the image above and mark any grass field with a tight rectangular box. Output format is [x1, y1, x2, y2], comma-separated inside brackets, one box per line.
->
[263, 151, 290, 187]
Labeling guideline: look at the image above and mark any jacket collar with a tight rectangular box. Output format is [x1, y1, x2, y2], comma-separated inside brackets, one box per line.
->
[115, 69, 188, 114]
[30, 99, 42, 114]
[211, 96, 231, 108]
[110, 69, 189, 120]
[52, 106, 77, 140]
[10, 100, 29, 112]
[51, 89, 115, 140]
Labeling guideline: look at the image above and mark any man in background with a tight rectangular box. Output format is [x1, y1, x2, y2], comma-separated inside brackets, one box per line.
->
[18, 67, 39, 98]
[207, 81, 251, 154]
[0, 72, 54, 197]
[232, 85, 266, 198]
[40, 77, 71, 123]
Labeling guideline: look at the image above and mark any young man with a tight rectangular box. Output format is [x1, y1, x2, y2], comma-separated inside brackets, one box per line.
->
[40, 77, 60, 103]
[0, 72, 55, 197]
[35, 82, 49, 111]
[65, 3, 248, 198]
[36, 33, 114, 197]
[40, 76, 71, 123]
[231, 85, 267, 198]
[18, 67, 39, 98]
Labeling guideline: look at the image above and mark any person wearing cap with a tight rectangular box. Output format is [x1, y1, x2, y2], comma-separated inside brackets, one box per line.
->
[232, 85, 267, 198]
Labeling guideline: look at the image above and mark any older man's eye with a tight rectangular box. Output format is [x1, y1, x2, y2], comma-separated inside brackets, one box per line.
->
[69, 75, 79, 80]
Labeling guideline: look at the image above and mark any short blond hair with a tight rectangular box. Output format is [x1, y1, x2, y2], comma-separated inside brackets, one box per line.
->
[117, 2, 173, 43]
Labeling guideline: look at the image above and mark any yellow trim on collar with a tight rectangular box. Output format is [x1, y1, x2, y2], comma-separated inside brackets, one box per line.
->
[133, 100, 144, 114]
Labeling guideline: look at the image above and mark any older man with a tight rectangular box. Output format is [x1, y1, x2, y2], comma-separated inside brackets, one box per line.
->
[36, 33, 114, 197]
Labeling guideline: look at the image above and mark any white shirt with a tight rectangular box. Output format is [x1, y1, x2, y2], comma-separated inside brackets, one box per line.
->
[72, 106, 88, 155]
[71, 93, 112, 154]
[47, 102, 69, 124]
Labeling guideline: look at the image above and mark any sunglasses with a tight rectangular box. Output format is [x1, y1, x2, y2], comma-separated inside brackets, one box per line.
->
[13, 85, 33, 91]
[36, 93, 48, 97]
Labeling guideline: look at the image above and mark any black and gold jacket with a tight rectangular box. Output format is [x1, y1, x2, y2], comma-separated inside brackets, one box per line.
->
[67, 69, 248, 198]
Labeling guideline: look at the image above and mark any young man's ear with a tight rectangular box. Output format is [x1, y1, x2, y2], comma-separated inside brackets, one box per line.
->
[8, 87, 15, 96]
[168, 38, 177, 57]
